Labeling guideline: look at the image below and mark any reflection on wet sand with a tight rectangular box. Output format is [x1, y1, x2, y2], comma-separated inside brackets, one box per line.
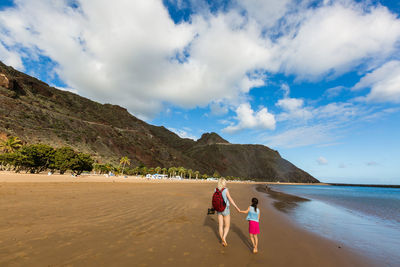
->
[256, 185, 310, 213]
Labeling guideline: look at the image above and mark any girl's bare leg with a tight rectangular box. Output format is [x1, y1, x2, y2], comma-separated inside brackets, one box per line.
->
[222, 215, 230, 246]
[217, 214, 224, 243]
[254, 235, 258, 253]
[250, 234, 255, 249]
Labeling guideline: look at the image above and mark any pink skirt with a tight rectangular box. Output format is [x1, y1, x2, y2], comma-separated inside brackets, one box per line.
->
[249, 220, 260, 235]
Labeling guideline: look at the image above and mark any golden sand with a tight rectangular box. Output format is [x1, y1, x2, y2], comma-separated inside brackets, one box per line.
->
[0, 173, 373, 266]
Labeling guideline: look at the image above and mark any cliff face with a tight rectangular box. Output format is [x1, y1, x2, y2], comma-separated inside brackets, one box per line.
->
[0, 61, 318, 182]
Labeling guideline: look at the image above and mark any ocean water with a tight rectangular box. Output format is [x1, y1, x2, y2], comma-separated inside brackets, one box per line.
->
[269, 184, 400, 266]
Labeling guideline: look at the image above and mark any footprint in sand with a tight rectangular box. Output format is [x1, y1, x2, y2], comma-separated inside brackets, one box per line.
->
[16, 252, 28, 258]
[183, 252, 190, 256]
[148, 248, 154, 252]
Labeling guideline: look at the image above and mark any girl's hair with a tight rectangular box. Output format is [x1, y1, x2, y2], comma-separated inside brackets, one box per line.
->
[251, 198, 258, 212]
[217, 178, 226, 190]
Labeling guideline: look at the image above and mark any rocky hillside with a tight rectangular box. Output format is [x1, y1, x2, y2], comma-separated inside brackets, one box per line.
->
[0, 61, 318, 182]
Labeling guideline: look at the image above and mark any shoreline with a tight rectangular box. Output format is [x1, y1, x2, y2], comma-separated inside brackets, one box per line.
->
[262, 183, 400, 266]
[265, 181, 400, 188]
[0, 173, 375, 266]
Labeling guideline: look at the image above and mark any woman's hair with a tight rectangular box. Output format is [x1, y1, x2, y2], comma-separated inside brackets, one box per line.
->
[251, 198, 258, 212]
[217, 178, 226, 190]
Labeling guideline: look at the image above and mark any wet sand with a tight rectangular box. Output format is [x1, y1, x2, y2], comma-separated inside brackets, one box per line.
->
[0, 173, 375, 266]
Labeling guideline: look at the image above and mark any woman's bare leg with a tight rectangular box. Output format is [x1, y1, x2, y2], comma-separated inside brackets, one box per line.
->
[222, 215, 230, 246]
[217, 214, 224, 243]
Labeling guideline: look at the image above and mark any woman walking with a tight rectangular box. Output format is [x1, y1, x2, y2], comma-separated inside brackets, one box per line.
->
[215, 178, 240, 247]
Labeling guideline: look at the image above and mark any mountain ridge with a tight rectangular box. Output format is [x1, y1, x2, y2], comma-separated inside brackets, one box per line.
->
[0, 61, 318, 182]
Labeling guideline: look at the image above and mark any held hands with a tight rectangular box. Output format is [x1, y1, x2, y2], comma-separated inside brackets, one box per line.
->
[235, 206, 245, 213]
[236, 206, 247, 214]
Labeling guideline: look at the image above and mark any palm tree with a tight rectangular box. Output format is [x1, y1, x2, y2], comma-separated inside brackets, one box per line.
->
[119, 156, 130, 176]
[140, 166, 148, 176]
[162, 167, 167, 175]
[187, 169, 193, 179]
[194, 171, 200, 180]
[168, 167, 174, 178]
[155, 166, 161, 174]
[178, 167, 186, 178]
[93, 163, 101, 174]
[133, 166, 140, 176]
[0, 136, 23, 153]
[149, 167, 155, 174]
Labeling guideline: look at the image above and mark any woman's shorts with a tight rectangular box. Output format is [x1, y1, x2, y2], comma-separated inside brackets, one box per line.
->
[217, 206, 230, 216]
[249, 220, 260, 234]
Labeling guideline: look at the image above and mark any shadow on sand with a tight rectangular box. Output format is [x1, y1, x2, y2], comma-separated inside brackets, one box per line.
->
[203, 215, 252, 251]
[231, 223, 253, 251]
[203, 215, 220, 241]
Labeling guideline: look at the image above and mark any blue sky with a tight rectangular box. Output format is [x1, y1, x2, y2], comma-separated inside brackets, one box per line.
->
[0, 0, 399, 184]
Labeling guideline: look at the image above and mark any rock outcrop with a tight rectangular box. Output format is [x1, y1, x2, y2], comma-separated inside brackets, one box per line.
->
[196, 132, 230, 145]
[0, 73, 9, 89]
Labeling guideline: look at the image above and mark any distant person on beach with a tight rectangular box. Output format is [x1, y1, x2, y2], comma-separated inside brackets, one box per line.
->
[213, 178, 240, 247]
[239, 198, 260, 253]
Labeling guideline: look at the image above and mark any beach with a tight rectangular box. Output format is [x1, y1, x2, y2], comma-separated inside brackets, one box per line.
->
[0, 173, 374, 266]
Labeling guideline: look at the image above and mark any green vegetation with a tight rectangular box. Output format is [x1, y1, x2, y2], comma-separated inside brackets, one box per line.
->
[0, 136, 23, 153]
[0, 136, 243, 180]
[119, 156, 130, 175]
[0, 137, 93, 175]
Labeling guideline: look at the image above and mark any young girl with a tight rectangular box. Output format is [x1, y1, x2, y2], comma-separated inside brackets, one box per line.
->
[240, 198, 260, 253]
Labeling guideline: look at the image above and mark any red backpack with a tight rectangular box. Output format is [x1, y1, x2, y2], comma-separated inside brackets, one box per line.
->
[212, 188, 226, 212]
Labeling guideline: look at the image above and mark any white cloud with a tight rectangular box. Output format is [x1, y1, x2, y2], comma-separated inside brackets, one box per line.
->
[276, 97, 313, 121]
[263, 98, 397, 148]
[167, 127, 197, 140]
[0, 1, 280, 119]
[275, 85, 359, 125]
[263, 124, 334, 148]
[314, 102, 358, 120]
[0, 0, 400, 121]
[236, 0, 293, 28]
[0, 5, 199, 116]
[317, 156, 328, 165]
[277, 97, 303, 111]
[361, 107, 400, 121]
[279, 1, 400, 80]
[53, 85, 78, 94]
[281, 83, 290, 97]
[209, 102, 229, 116]
[0, 0, 196, 119]
[0, 42, 23, 70]
[323, 86, 346, 99]
[223, 103, 275, 133]
[353, 60, 400, 103]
